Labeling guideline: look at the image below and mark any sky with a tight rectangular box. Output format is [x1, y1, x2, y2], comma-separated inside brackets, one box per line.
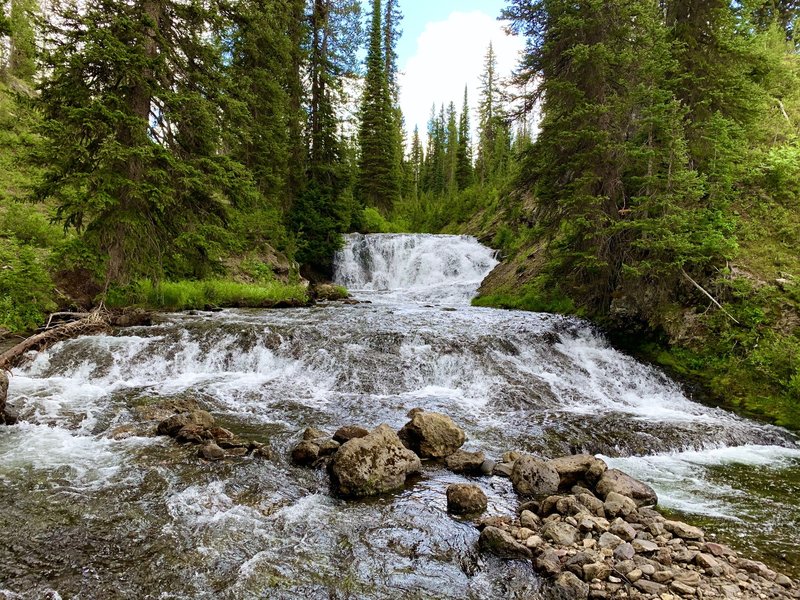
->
[392, 0, 526, 142]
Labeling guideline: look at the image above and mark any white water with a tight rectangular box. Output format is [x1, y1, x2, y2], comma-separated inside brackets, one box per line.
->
[2, 233, 799, 598]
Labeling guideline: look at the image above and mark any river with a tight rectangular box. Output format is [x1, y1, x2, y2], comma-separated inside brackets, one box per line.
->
[1, 233, 798, 599]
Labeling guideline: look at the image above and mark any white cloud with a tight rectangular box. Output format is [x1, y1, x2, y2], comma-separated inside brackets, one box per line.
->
[398, 11, 525, 145]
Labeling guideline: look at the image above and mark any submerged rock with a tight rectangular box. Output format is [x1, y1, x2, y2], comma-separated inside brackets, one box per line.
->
[511, 455, 560, 497]
[446, 483, 488, 515]
[329, 424, 421, 497]
[398, 409, 465, 458]
[291, 440, 320, 466]
[198, 442, 225, 461]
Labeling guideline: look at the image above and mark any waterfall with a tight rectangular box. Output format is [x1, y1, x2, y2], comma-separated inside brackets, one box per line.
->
[334, 233, 498, 304]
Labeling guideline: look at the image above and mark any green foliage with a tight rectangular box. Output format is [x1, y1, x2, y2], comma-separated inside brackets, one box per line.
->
[0, 202, 61, 247]
[108, 279, 308, 311]
[0, 238, 56, 332]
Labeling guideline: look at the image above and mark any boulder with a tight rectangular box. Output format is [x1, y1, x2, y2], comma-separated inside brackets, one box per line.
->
[445, 449, 486, 474]
[479, 526, 533, 560]
[398, 409, 465, 458]
[156, 410, 215, 437]
[333, 425, 370, 444]
[603, 491, 637, 518]
[547, 455, 607, 490]
[595, 469, 657, 507]
[446, 483, 488, 514]
[329, 424, 421, 497]
[511, 455, 560, 497]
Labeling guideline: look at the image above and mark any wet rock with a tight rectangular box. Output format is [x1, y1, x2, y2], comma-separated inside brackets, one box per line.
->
[156, 410, 215, 437]
[547, 454, 607, 490]
[329, 424, 421, 497]
[2, 405, 18, 426]
[198, 442, 225, 461]
[175, 424, 213, 444]
[0, 370, 7, 422]
[291, 440, 320, 466]
[542, 521, 580, 546]
[398, 410, 465, 458]
[551, 572, 590, 599]
[503, 450, 523, 463]
[595, 469, 658, 507]
[332, 425, 369, 444]
[446, 483, 488, 514]
[480, 459, 496, 475]
[209, 426, 235, 441]
[664, 520, 704, 541]
[512, 455, 560, 497]
[302, 426, 329, 441]
[479, 526, 533, 560]
[217, 436, 250, 450]
[445, 449, 485, 474]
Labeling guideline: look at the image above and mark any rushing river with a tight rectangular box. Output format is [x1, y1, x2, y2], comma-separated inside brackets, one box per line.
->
[1, 233, 799, 599]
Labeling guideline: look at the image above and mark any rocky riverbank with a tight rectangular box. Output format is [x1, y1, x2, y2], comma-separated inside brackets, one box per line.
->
[291, 409, 799, 599]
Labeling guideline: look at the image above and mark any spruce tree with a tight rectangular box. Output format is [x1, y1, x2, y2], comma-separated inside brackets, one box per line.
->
[5, 0, 37, 81]
[34, 0, 256, 284]
[357, 0, 401, 213]
[456, 86, 473, 190]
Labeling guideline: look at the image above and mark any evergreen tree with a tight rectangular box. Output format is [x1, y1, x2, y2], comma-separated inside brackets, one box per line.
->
[357, 0, 401, 212]
[504, 0, 721, 313]
[406, 124, 423, 199]
[34, 0, 256, 284]
[5, 0, 37, 81]
[456, 86, 473, 190]
[444, 101, 458, 195]
[476, 43, 510, 185]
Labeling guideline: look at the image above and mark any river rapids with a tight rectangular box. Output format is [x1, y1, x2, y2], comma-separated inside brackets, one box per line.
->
[1, 233, 799, 599]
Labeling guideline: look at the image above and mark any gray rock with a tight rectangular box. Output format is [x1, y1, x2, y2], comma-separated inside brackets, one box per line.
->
[551, 571, 589, 599]
[445, 449, 486, 474]
[480, 459, 496, 475]
[479, 526, 533, 560]
[398, 410, 465, 458]
[520, 509, 540, 529]
[598, 532, 623, 549]
[595, 469, 658, 507]
[542, 521, 580, 546]
[632, 538, 659, 553]
[670, 580, 696, 596]
[446, 483, 488, 514]
[634, 579, 666, 595]
[613, 542, 635, 561]
[576, 493, 605, 517]
[332, 425, 370, 443]
[512, 455, 560, 497]
[329, 424, 421, 497]
[493, 462, 514, 477]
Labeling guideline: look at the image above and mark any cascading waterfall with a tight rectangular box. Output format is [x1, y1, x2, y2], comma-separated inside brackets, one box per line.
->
[1, 234, 798, 598]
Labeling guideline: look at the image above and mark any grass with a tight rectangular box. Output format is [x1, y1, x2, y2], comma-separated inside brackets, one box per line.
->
[108, 279, 309, 311]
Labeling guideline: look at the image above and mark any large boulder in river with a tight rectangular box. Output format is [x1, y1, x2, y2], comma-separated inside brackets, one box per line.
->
[511, 455, 560, 498]
[595, 468, 658, 507]
[445, 449, 485, 474]
[398, 409, 465, 458]
[329, 424, 421, 497]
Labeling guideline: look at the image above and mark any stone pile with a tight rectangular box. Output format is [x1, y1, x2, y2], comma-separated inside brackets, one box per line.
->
[478, 452, 798, 600]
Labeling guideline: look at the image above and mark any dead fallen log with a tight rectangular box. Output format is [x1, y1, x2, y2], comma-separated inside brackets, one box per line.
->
[0, 310, 111, 372]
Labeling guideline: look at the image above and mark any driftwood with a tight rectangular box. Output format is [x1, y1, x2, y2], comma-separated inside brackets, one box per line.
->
[0, 310, 111, 372]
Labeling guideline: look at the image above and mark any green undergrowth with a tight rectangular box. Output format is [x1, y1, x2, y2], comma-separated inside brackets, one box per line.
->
[107, 279, 309, 311]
